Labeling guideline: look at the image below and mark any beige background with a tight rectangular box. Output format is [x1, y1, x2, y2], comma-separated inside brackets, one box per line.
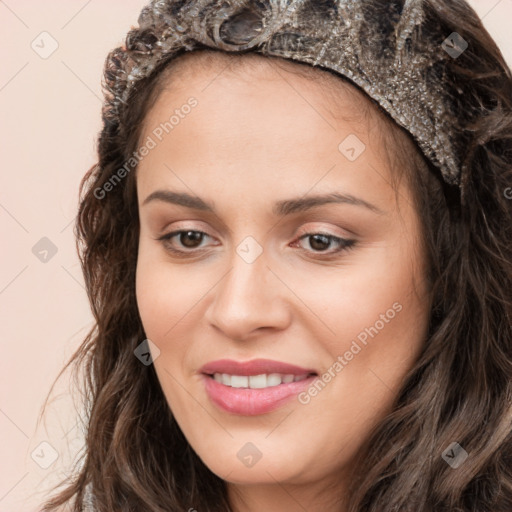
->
[1, 1, 511, 510]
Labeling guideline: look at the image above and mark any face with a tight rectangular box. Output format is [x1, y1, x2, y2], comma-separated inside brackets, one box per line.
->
[135, 54, 430, 504]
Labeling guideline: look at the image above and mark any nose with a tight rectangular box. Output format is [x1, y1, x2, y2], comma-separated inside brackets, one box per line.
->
[204, 247, 292, 341]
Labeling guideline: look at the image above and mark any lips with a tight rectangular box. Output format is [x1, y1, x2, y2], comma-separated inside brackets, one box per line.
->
[200, 358, 318, 415]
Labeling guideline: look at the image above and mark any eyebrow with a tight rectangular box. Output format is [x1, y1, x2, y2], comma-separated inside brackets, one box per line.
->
[142, 190, 384, 215]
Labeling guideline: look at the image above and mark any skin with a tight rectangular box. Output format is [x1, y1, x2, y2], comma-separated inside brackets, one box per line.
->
[135, 53, 430, 512]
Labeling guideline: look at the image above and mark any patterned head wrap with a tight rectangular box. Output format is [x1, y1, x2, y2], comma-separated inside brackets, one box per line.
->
[104, 0, 479, 191]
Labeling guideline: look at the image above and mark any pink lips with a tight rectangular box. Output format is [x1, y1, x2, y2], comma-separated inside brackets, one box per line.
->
[200, 358, 318, 416]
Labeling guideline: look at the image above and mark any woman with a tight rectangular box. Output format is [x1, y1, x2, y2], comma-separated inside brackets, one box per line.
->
[42, 0, 512, 510]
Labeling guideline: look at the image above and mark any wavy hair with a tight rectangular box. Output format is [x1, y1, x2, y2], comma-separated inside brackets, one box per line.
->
[41, 0, 512, 510]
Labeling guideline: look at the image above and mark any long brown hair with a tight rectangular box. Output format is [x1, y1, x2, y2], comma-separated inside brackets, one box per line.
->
[41, 0, 512, 510]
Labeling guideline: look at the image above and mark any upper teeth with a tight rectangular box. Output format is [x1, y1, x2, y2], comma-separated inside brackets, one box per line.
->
[213, 373, 309, 389]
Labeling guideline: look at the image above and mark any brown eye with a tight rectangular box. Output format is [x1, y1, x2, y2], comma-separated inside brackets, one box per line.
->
[179, 230, 204, 248]
[308, 234, 331, 251]
[158, 230, 212, 253]
[296, 232, 356, 255]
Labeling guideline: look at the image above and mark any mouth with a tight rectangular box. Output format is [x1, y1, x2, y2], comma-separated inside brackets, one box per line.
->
[200, 359, 318, 415]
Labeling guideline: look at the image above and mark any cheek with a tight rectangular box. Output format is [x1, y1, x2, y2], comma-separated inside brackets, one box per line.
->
[291, 272, 427, 461]
[135, 254, 204, 410]
[135, 248, 209, 340]
[290, 247, 428, 419]
[287, 250, 425, 354]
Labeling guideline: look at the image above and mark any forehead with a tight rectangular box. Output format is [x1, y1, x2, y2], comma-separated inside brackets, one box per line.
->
[141, 50, 390, 159]
[157, 50, 376, 118]
[135, 50, 408, 216]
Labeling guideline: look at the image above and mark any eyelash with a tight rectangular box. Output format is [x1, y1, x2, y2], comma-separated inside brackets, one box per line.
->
[156, 229, 356, 258]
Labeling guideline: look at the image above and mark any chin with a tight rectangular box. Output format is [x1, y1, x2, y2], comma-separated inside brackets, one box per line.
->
[198, 447, 309, 485]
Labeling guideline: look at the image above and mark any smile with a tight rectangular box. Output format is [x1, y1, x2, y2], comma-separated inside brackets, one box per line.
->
[200, 359, 318, 415]
[210, 372, 311, 388]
